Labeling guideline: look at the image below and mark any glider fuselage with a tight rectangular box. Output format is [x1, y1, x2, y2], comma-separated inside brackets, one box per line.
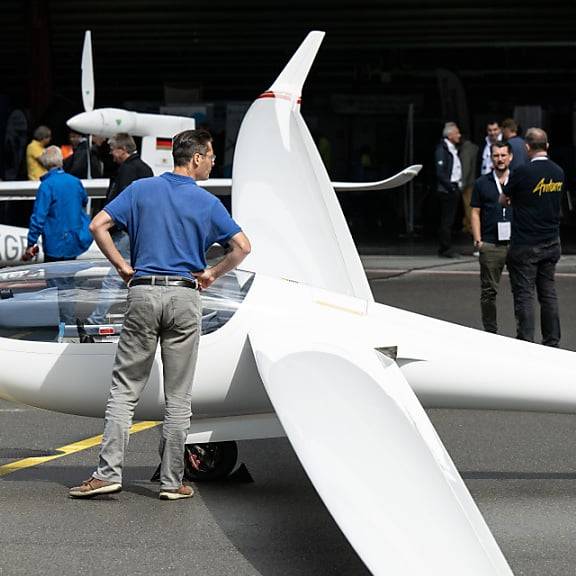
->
[1, 267, 575, 442]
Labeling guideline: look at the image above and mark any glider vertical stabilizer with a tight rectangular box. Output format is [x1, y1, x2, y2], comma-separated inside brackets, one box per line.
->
[232, 32, 373, 301]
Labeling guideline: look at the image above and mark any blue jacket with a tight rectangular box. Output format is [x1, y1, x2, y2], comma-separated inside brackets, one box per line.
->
[28, 168, 91, 258]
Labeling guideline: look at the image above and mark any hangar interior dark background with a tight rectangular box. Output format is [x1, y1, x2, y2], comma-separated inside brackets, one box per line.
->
[1, 0, 575, 241]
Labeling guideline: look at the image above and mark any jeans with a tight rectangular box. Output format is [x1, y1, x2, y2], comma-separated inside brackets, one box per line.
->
[506, 240, 561, 347]
[87, 231, 131, 325]
[479, 243, 508, 333]
[94, 283, 202, 490]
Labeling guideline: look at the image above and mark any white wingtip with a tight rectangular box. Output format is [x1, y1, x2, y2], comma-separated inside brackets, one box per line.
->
[269, 31, 325, 97]
[81, 30, 95, 113]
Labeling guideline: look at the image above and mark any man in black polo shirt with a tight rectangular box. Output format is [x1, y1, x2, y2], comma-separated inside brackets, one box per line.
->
[500, 128, 564, 347]
[471, 141, 513, 333]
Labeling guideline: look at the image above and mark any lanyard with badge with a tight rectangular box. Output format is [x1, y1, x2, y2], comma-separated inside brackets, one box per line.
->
[493, 172, 511, 242]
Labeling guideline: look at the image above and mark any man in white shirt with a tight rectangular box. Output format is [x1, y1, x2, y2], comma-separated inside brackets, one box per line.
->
[435, 122, 462, 257]
[480, 120, 502, 175]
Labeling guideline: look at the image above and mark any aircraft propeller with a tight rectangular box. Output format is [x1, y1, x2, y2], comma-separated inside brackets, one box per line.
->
[80, 30, 94, 180]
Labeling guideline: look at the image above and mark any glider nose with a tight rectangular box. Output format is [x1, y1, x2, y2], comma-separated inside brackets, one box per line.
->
[67, 110, 101, 135]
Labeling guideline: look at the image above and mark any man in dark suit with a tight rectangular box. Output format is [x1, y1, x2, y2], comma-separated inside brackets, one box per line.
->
[435, 122, 462, 257]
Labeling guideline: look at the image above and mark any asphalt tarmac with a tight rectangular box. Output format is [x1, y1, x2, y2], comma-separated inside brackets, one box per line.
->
[2, 255, 576, 575]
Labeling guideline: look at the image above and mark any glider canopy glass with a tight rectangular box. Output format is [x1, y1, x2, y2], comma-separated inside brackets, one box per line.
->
[0, 261, 253, 342]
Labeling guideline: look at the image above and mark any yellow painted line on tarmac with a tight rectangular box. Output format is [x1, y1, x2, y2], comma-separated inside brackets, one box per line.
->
[0, 421, 160, 478]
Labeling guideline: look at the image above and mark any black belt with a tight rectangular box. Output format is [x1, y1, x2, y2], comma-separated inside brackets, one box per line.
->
[129, 276, 199, 290]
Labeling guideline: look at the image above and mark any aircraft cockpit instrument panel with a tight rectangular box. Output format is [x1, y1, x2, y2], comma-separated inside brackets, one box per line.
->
[0, 260, 254, 342]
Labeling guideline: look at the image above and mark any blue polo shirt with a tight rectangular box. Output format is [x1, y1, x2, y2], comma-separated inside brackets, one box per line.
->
[104, 172, 241, 278]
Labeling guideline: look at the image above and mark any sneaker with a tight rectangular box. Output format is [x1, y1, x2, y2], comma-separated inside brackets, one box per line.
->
[69, 477, 122, 499]
[159, 485, 194, 500]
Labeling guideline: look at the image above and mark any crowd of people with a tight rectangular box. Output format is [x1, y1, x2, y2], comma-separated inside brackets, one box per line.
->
[435, 120, 565, 348]
[25, 125, 114, 182]
[23, 128, 152, 265]
[21, 129, 156, 340]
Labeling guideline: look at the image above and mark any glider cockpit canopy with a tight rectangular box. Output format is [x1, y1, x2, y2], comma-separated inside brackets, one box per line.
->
[0, 260, 254, 343]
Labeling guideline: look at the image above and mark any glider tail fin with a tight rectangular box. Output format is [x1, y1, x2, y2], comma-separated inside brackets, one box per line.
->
[269, 31, 325, 98]
[233, 31, 373, 301]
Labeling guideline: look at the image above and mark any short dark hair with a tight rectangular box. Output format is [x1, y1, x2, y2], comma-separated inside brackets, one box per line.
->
[525, 127, 548, 151]
[486, 119, 500, 127]
[501, 118, 518, 133]
[109, 133, 136, 154]
[172, 129, 212, 167]
[33, 125, 51, 141]
[491, 141, 512, 154]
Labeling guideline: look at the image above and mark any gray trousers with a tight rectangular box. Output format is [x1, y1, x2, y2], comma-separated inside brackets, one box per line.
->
[479, 243, 508, 333]
[94, 283, 201, 490]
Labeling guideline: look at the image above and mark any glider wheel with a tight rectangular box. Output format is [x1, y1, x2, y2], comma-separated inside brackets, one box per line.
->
[183, 441, 238, 482]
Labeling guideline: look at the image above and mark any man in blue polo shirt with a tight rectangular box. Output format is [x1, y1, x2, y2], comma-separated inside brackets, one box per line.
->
[471, 141, 513, 333]
[500, 128, 564, 347]
[69, 129, 251, 500]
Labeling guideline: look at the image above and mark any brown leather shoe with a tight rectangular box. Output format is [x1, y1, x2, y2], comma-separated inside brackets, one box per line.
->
[159, 485, 194, 500]
[69, 477, 122, 499]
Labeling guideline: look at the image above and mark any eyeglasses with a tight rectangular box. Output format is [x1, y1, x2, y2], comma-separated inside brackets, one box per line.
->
[199, 153, 216, 165]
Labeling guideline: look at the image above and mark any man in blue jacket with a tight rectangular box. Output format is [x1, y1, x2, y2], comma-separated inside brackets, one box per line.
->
[24, 146, 91, 263]
[23, 145, 92, 330]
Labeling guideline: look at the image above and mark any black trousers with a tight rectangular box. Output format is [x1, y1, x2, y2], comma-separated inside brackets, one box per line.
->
[437, 185, 460, 254]
[506, 240, 561, 347]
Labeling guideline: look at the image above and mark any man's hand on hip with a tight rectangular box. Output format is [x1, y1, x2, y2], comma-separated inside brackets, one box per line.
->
[117, 262, 134, 284]
[194, 269, 216, 291]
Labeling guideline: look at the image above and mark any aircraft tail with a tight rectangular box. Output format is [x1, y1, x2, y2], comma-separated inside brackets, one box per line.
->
[232, 32, 373, 302]
[269, 31, 324, 98]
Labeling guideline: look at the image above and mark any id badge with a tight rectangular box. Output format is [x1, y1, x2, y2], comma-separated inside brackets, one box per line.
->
[498, 221, 511, 241]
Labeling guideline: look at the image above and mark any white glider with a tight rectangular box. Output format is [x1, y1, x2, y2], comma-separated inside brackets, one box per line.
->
[5, 31, 574, 575]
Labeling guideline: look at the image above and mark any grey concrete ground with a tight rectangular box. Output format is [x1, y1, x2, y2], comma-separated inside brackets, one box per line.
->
[1, 255, 576, 575]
